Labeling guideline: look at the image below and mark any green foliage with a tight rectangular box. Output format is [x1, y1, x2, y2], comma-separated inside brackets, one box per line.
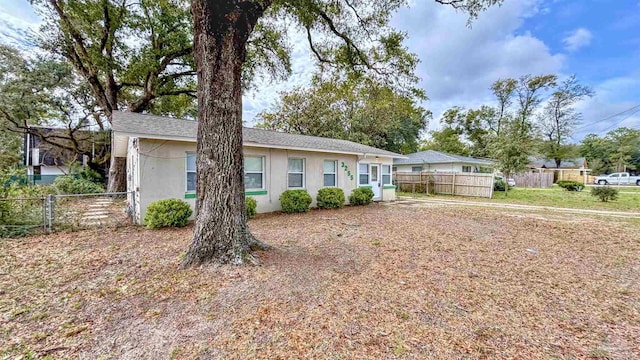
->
[349, 187, 374, 206]
[420, 126, 469, 156]
[53, 176, 104, 194]
[34, 0, 196, 117]
[279, 190, 313, 213]
[256, 77, 430, 154]
[0, 200, 11, 223]
[489, 120, 533, 186]
[538, 75, 594, 166]
[144, 199, 193, 229]
[316, 188, 345, 209]
[556, 180, 584, 192]
[580, 128, 640, 174]
[0, 197, 47, 238]
[590, 186, 619, 202]
[70, 163, 104, 184]
[246, 196, 257, 219]
[493, 179, 507, 192]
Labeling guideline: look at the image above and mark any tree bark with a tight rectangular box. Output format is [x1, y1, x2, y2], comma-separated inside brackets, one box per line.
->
[182, 0, 269, 267]
[107, 156, 127, 192]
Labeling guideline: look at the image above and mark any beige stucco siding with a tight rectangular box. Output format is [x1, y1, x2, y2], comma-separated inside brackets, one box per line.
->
[135, 138, 395, 223]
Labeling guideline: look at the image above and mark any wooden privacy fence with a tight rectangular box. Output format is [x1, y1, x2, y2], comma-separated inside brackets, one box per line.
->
[512, 172, 554, 188]
[394, 172, 495, 198]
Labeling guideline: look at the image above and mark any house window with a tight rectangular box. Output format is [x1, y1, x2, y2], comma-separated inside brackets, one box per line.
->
[245, 156, 264, 189]
[412, 166, 423, 172]
[288, 158, 305, 188]
[392, 166, 397, 172]
[186, 152, 196, 192]
[382, 165, 392, 185]
[358, 163, 369, 185]
[323, 160, 337, 187]
[462, 165, 472, 173]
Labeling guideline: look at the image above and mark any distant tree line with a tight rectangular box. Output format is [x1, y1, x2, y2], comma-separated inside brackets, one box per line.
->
[420, 74, 639, 177]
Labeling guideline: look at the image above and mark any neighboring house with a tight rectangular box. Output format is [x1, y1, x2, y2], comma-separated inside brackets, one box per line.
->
[393, 150, 494, 173]
[22, 128, 95, 185]
[527, 157, 591, 183]
[111, 111, 404, 224]
[24, 131, 68, 184]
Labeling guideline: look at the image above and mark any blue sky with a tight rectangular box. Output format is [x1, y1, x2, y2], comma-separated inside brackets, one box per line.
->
[1, 0, 639, 141]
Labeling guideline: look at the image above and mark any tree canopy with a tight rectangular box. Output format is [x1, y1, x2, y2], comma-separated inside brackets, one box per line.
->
[580, 128, 640, 175]
[256, 76, 431, 154]
[34, 0, 197, 119]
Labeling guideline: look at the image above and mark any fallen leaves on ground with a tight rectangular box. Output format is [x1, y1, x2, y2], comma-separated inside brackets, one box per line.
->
[1, 204, 639, 359]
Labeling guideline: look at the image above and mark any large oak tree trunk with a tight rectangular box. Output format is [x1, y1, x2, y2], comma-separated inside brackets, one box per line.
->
[182, 0, 268, 267]
[107, 156, 127, 192]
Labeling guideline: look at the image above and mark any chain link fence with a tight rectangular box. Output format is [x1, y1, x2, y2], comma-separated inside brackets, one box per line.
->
[48, 192, 133, 232]
[0, 191, 135, 238]
[0, 197, 48, 238]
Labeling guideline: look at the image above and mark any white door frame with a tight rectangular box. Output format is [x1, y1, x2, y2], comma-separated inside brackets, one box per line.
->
[369, 163, 381, 200]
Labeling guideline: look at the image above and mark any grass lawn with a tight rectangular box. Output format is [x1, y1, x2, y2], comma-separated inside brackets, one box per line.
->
[2, 205, 640, 359]
[402, 186, 640, 212]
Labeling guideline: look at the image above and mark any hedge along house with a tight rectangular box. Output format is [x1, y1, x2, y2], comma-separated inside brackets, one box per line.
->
[111, 111, 404, 224]
[393, 150, 494, 173]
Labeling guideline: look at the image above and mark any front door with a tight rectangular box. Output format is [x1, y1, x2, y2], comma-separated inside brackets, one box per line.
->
[370, 164, 381, 199]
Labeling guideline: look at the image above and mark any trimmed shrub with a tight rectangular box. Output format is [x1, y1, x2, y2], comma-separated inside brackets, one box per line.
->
[246, 196, 257, 219]
[591, 186, 618, 202]
[349, 187, 374, 206]
[493, 179, 507, 192]
[317, 188, 345, 209]
[557, 180, 584, 192]
[279, 189, 312, 213]
[53, 176, 104, 194]
[144, 199, 193, 229]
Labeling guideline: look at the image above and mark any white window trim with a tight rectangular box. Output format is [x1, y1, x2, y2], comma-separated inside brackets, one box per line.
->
[358, 163, 370, 186]
[244, 156, 265, 190]
[323, 160, 338, 187]
[382, 164, 392, 185]
[185, 152, 196, 193]
[288, 158, 306, 188]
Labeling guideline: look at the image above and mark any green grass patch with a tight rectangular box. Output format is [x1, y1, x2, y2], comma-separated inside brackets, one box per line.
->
[399, 186, 640, 212]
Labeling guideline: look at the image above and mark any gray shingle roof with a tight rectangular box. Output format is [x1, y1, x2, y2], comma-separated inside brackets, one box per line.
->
[393, 150, 493, 165]
[111, 111, 403, 158]
[528, 156, 586, 169]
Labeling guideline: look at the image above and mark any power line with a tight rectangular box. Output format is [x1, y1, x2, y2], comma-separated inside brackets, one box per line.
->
[597, 107, 640, 134]
[575, 103, 640, 131]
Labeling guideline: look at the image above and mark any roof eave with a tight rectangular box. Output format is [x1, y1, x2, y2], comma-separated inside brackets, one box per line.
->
[113, 131, 404, 158]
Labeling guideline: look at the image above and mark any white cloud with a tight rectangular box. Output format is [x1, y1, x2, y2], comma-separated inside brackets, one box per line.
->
[243, 28, 315, 123]
[392, 0, 564, 132]
[562, 28, 592, 51]
[0, 1, 41, 49]
[573, 75, 640, 139]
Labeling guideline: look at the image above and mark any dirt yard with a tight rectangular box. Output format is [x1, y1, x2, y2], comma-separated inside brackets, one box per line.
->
[2, 204, 639, 359]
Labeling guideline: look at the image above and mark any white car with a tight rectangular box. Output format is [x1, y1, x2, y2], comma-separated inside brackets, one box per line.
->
[496, 176, 516, 187]
[593, 172, 640, 186]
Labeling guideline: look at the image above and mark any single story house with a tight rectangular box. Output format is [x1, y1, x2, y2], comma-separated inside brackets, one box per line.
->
[111, 111, 404, 224]
[527, 157, 591, 183]
[393, 150, 494, 173]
